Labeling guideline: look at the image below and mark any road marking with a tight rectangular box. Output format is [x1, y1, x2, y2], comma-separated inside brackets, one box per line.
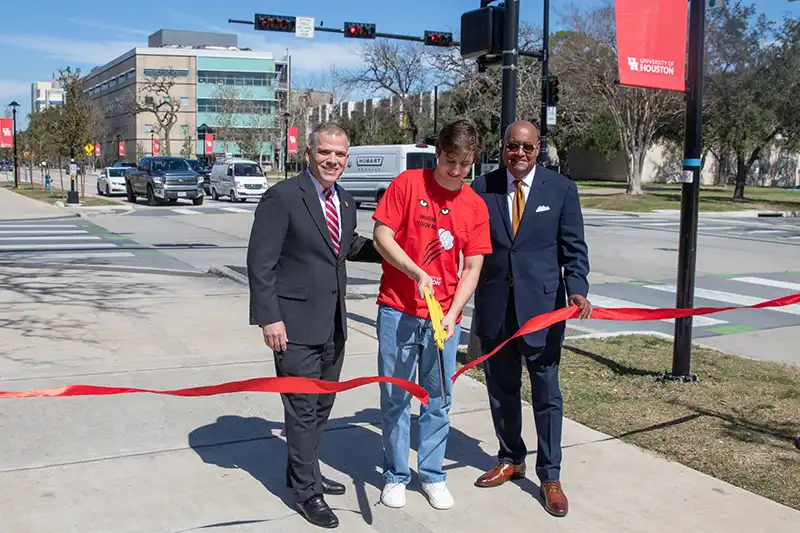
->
[0, 224, 78, 229]
[639, 222, 680, 226]
[587, 294, 727, 327]
[171, 208, 201, 215]
[730, 276, 800, 292]
[746, 229, 787, 235]
[0, 243, 118, 251]
[698, 226, 735, 231]
[30, 251, 136, 260]
[0, 230, 89, 235]
[220, 207, 252, 213]
[643, 284, 800, 316]
[0, 236, 101, 241]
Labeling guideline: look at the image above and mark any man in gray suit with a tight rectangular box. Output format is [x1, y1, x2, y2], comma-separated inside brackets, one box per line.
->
[247, 122, 382, 529]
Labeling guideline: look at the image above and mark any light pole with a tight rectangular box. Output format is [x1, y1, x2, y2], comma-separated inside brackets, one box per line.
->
[8, 101, 19, 189]
[284, 111, 291, 180]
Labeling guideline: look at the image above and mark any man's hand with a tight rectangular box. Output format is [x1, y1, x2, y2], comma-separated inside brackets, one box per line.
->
[568, 295, 593, 319]
[416, 270, 435, 299]
[441, 312, 457, 341]
[262, 321, 288, 352]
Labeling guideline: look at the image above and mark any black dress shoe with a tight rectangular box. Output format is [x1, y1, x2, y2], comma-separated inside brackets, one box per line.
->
[296, 495, 339, 529]
[286, 475, 346, 496]
[321, 476, 346, 495]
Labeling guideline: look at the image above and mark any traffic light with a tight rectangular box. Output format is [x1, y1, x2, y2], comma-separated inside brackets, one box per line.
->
[344, 22, 376, 39]
[548, 76, 560, 105]
[424, 30, 453, 47]
[254, 14, 296, 32]
[460, 5, 504, 60]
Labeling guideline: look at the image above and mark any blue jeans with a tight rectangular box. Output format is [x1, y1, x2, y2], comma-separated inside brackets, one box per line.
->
[377, 304, 461, 485]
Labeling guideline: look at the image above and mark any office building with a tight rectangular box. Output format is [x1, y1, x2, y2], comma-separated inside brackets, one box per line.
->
[83, 29, 288, 166]
[31, 80, 65, 113]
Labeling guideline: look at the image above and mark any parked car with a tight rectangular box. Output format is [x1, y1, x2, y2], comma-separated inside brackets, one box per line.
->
[209, 157, 268, 202]
[125, 156, 204, 206]
[337, 143, 437, 206]
[186, 159, 212, 193]
[96, 166, 128, 196]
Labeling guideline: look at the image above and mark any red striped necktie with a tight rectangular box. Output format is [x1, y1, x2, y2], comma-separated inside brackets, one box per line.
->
[324, 188, 340, 255]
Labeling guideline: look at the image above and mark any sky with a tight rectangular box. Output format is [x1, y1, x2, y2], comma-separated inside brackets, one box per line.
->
[1, 0, 797, 128]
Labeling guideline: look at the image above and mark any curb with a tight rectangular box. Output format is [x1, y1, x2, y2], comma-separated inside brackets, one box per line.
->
[208, 265, 380, 300]
[55, 200, 134, 218]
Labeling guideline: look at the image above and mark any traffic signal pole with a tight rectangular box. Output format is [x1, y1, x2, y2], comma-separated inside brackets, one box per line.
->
[499, 0, 520, 146]
[537, 0, 550, 166]
[668, 0, 707, 382]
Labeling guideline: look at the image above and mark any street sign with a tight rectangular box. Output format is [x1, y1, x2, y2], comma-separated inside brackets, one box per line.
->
[296, 16, 314, 38]
[546, 106, 557, 126]
[707, 0, 724, 8]
[69, 163, 77, 177]
[84, 143, 94, 156]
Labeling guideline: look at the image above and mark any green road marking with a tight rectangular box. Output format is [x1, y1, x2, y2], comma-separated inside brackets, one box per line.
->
[104, 235, 128, 240]
[709, 324, 760, 335]
[784, 271, 800, 276]
[624, 281, 646, 286]
[709, 273, 737, 279]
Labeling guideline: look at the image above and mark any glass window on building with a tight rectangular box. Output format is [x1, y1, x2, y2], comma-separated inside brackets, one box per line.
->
[197, 70, 271, 86]
[180, 96, 189, 106]
[197, 98, 275, 114]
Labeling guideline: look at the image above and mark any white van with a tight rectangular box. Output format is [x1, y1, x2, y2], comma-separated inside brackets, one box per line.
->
[209, 157, 268, 202]
[339, 143, 437, 206]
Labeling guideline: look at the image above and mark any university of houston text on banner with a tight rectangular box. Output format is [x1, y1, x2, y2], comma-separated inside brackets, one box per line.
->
[614, 0, 688, 92]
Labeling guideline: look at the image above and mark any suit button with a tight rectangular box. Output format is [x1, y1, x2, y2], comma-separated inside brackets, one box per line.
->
[332, 289, 337, 295]
[511, 249, 517, 255]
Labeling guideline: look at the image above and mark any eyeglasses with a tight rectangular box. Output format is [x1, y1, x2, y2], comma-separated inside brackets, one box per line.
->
[505, 141, 538, 153]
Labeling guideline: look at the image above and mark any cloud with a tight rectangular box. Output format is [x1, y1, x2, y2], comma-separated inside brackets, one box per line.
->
[0, 81, 30, 103]
[5, 35, 139, 66]
[236, 33, 364, 72]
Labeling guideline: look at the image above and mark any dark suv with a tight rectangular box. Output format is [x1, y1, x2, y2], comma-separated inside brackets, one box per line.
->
[125, 156, 204, 206]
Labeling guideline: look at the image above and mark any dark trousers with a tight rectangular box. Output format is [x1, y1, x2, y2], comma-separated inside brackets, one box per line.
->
[480, 295, 564, 483]
[274, 304, 345, 503]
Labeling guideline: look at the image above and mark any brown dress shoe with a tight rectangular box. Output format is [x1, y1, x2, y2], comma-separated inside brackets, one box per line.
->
[540, 481, 569, 517]
[474, 462, 526, 488]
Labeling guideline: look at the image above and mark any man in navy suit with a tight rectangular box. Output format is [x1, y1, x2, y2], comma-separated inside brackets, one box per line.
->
[470, 120, 592, 517]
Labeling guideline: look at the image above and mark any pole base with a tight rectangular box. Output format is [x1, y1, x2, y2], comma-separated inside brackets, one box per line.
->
[657, 372, 700, 383]
[66, 191, 80, 204]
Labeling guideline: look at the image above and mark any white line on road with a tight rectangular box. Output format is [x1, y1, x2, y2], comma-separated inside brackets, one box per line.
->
[745, 229, 787, 235]
[697, 226, 735, 231]
[0, 229, 89, 235]
[0, 243, 117, 251]
[0, 236, 101, 241]
[587, 294, 727, 327]
[30, 251, 135, 260]
[639, 222, 680, 226]
[643, 284, 800, 316]
[730, 276, 800, 292]
[0, 224, 78, 229]
[220, 207, 252, 213]
[171, 208, 201, 215]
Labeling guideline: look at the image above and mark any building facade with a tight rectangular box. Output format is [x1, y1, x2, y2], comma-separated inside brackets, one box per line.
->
[31, 80, 65, 113]
[83, 29, 288, 166]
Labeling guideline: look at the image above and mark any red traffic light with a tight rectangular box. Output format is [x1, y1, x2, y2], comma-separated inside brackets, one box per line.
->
[254, 14, 296, 33]
[424, 30, 453, 47]
[343, 21, 376, 39]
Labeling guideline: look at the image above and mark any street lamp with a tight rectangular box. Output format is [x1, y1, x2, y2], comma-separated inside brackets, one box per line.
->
[284, 111, 291, 180]
[8, 101, 19, 189]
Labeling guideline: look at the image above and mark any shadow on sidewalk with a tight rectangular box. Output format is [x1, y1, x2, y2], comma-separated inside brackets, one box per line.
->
[187, 407, 542, 526]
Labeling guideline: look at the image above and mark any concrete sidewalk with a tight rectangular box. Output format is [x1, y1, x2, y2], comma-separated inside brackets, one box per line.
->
[0, 185, 73, 220]
[0, 264, 797, 532]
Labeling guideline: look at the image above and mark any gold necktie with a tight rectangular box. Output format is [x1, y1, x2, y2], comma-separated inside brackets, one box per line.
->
[512, 179, 526, 236]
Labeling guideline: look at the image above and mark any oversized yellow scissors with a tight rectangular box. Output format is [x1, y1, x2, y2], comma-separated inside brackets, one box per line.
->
[424, 286, 448, 400]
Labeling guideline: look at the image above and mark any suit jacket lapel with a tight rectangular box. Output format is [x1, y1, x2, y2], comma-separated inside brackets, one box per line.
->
[299, 172, 336, 256]
[487, 170, 513, 242]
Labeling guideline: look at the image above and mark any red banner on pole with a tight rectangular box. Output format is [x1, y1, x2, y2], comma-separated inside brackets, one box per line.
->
[0, 118, 12, 148]
[94, 143, 101, 157]
[152, 138, 160, 156]
[614, 0, 688, 92]
[204, 134, 214, 155]
[118, 141, 126, 158]
[287, 127, 298, 154]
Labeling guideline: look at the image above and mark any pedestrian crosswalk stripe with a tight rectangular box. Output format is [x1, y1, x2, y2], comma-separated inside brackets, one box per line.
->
[640, 222, 679, 226]
[747, 229, 787, 235]
[698, 226, 735, 231]
[0, 229, 89, 235]
[0, 224, 78, 229]
[0, 243, 118, 251]
[220, 207, 251, 213]
[0, 236, 101, 241]
[643, 284, 800, 316]
[31, 251, 136, 260]
[171, 208, 201, 215]
[587, 294, 727, 327]
[730, 276, 800, 292]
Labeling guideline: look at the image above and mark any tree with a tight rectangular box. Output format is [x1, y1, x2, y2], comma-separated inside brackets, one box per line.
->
[180, 123, 193, 158]
[132, 71, 182, 156]
[557, 3, 681, 194]
[54, 67, 94, 161]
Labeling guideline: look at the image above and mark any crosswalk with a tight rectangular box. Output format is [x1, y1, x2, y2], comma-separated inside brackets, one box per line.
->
[583, 213, 800, 242]
[126, 204, 259, 217]
[584, 271, 800, 338]
[0, 219, 193, 271]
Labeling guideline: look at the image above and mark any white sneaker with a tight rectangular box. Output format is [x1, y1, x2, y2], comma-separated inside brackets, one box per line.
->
[381, 482, 406, 508]
[422, 481, 454, 510]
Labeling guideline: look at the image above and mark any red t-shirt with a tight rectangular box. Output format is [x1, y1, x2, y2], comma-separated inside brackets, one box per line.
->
[373, 169, 492, 320]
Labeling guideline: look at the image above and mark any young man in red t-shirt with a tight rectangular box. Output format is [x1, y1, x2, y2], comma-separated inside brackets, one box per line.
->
[371, 119, 492, 510]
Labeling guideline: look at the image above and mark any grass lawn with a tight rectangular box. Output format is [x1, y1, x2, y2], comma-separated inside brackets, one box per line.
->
[575, 181, 800, 212]
[1, 182, 121, 206]
[460, 334, 800, 510]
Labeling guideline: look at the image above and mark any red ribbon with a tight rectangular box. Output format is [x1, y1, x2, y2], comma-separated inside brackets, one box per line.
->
[1, 291, 798, 405]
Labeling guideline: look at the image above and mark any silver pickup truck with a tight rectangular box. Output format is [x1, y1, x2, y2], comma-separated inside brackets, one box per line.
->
[125, 156, 205, 206]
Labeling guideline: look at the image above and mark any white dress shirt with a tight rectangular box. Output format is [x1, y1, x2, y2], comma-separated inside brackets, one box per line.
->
[506, 166, 535, 220]
[309, 170, 341, 237]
